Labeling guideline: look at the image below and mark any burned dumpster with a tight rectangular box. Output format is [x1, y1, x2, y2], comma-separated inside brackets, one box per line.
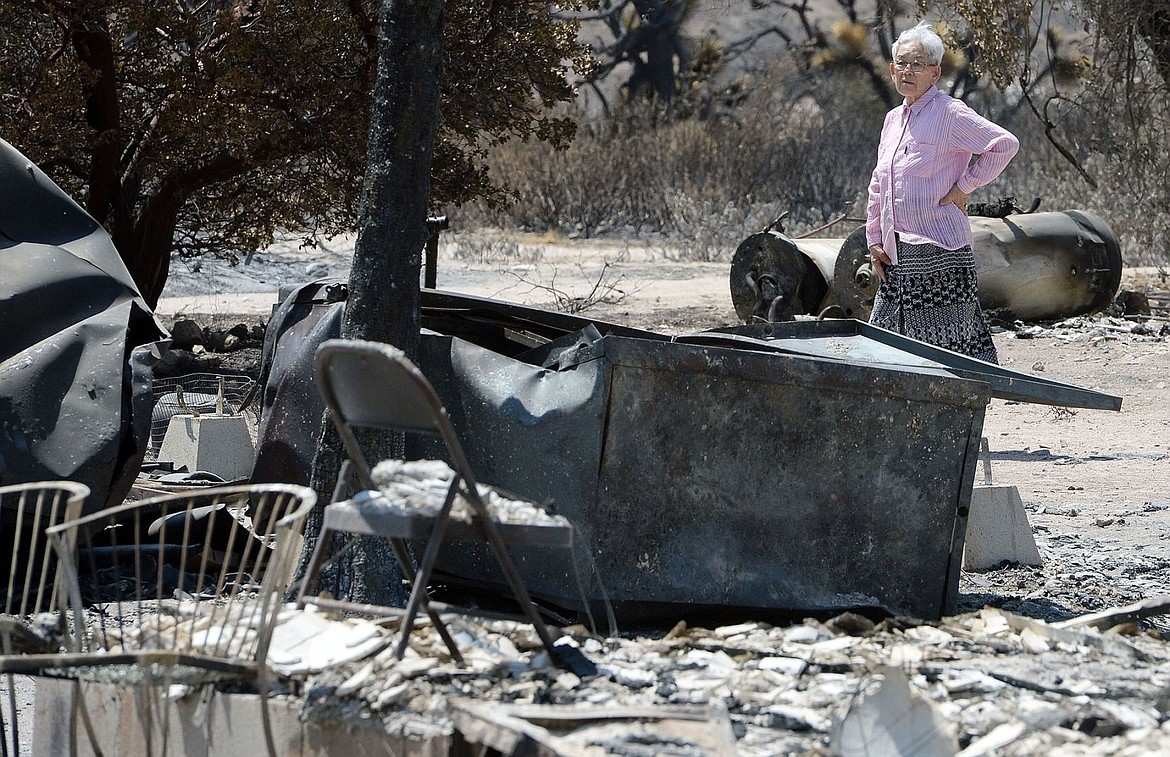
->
[253, 287, 1118, 624]
[416, 322, 988, 622]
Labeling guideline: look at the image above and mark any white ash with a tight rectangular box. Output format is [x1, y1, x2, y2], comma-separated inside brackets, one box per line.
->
[87, 596, 266, 658]
[276, 606, 1170, 755]
[370, 458, 569, 526]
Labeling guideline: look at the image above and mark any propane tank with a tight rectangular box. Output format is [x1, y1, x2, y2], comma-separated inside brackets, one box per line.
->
[728, 230, 829, 323]
[729, 210, 1123, 323]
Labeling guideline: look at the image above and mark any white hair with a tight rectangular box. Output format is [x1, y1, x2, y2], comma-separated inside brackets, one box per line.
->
[893, 21, 945, 65]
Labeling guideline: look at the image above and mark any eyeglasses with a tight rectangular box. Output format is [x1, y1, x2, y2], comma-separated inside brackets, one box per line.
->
[892, 58, 935, 73]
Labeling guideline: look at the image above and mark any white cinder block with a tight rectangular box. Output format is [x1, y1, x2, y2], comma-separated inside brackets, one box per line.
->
[962, 485, 1043, 572]
[157, 413, 255, 482]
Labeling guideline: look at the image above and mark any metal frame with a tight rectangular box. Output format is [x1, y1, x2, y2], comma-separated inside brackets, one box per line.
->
[22, 483, 315, 757]
[0, 480, 90, 757]
[301, 338, 575, 666]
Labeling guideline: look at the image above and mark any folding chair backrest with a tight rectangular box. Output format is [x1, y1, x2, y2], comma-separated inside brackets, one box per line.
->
[0, 481, 90, 619]
[47, 483, 316, 663]
[314, 339, 477, 489]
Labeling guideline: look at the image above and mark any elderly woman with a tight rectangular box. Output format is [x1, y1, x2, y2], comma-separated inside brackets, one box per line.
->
[866, 22, 1018, 363]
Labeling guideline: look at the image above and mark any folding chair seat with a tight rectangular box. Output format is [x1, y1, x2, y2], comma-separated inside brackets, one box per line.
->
[0, 480, 90, 757]
[299, 338, 588, 672]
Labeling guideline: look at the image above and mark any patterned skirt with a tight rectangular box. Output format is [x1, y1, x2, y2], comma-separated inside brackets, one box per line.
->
[869, 240, 999, 364]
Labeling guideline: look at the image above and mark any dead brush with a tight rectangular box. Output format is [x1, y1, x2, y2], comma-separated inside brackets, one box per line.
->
[448, 233, 528, 264]
[475, 55, 1170, 270]
[505, 260, 636, 314]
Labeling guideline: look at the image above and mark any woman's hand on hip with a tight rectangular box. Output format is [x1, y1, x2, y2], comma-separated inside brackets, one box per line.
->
[868, 244, 889, 282]
[940, 185, 970, 214]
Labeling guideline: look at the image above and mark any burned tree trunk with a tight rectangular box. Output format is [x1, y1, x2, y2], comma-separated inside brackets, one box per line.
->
[296, 0, 445, 607]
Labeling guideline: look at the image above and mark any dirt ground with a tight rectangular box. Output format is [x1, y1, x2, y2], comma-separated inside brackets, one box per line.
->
[962, 327, 1170, 619]
[156, 234, 1170, 630]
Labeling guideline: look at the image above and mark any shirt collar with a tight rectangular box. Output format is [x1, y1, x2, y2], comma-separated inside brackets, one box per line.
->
[902, 86, 940, 116]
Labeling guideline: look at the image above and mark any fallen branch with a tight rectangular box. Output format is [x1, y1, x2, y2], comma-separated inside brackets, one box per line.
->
[795, 203, 863, 238]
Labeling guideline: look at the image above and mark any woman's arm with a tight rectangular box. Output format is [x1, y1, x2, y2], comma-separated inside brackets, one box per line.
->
[950, 103, 1020, 194]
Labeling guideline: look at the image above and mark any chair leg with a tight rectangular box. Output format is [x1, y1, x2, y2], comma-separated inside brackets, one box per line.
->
[331, 460, 355, 504]
[393, 485, 459, 660]
[258, 666, 278, 757]
[2, 673, 14, 757]
[423, 610, 464, 665]
[386, 539, 464, 665]
[295, 528, 335, 608]
[66, 680, 107, 757]
[294, 458, 354, 606]
[476, 516, 562, 654]
[458, 488, 568, 663]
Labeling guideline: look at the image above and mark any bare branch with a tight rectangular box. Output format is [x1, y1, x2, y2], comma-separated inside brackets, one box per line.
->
[506, 261, 635, 314]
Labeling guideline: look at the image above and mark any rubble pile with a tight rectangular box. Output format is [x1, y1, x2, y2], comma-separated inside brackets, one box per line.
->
[264, 602, 1170, 755]
[155, 317, 266, 379]
[141, 296, 1170, 754]
[98, 598, 266, 657]
[1008, 315, 1170, 341]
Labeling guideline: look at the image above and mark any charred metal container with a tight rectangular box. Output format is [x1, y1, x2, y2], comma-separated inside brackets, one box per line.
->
[254, 288, 1116, 624]
[418, 323, 989, 622]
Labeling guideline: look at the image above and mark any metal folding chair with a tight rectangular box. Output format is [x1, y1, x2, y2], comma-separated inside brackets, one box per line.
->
[12, 483, 316, 756]
[0, 480, 90, 757]
[300, 338, 582, 669]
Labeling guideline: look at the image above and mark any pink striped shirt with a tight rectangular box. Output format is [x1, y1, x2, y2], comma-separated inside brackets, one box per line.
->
[866, 87, 1019, 264]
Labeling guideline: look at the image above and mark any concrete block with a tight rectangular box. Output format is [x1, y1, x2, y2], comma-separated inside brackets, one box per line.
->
[158, 413, 255, 481]
[34, 681, 291, 756]
[963, 485, 1044, 572]
[33, 679, 122, 757]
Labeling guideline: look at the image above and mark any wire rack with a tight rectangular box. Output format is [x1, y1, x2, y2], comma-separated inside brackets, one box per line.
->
[147, 373, 258, 461]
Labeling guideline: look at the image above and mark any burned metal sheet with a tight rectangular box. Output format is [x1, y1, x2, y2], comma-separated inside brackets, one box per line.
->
[686, 320, 1123, 411]
[250, 281, 347, 487]
[0, 138, 167, 511]
[249, 283, 661, 487]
